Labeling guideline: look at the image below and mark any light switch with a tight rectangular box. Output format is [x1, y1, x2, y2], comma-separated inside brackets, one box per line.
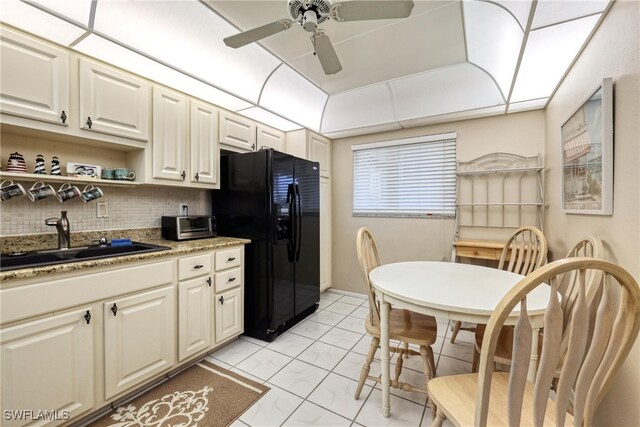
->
[97, 201, 108, 218]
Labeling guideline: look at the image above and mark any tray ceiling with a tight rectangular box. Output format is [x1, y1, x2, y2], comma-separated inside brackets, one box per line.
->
[1, 0, 611, 137]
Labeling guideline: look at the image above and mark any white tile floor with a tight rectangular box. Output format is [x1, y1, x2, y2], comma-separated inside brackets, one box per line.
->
[207, 291, 469, 427]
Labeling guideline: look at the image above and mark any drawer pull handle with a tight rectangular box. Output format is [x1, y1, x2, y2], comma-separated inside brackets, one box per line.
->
[227, 257, 236, 262]
[60, 110, 67, 124]
[195, 172, 200, 181]
[181, 170, 186, 180]
[194, 264, 204, 269]
[86, 116, 93, 129]
[111, 303, 118, 316]
[228, 277, 236, 282]
[84, 310, 91, 324]
[219, 296, 224, 305]
[206, 277, 212, 286]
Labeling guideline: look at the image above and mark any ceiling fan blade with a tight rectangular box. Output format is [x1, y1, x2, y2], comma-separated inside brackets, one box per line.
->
[224, 19, 293, 48]
[331, 1, 415, 22]
[312, 30, 342, 75]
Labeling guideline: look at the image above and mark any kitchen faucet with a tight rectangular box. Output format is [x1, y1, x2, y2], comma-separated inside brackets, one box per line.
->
[45, 210, 71, 249]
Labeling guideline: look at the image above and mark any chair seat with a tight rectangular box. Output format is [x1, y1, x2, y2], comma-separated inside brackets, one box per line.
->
[428, 372, 573, 426]
[366, 308, 437, 346]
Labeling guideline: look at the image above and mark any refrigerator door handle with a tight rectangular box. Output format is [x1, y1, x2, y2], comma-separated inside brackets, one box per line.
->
[294, 183, 303, 263]
[287, 183, 297, 262]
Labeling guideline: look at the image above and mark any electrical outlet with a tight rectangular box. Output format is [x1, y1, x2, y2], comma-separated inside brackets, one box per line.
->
[179, 203, 188, 216]
[97, 201, 108, 218]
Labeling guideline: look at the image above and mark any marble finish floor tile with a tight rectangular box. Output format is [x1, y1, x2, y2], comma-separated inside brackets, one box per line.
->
[336, 315, 365, 333]
[323, 301, 358, 316]
[239, 384, 303, 427]
[307, 373, 372, 420]
[282, 401, 351, 426]
[356, 389, 426, 426]
[320, 291, 342, 301]
[337, 295, 368, 306]
[235, 348, 293, 381]
[289, 319, 332, 340]
[268, 360, 329, 399]
[318, 327, 363, 350]
[266, 332, 315, 358]
[210, 339, 262, 366]
[297, 341, 349, 371]
[308, 310, 347, 326]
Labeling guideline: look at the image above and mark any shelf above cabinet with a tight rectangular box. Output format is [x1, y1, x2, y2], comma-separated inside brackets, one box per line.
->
[0, 171, 141, 187]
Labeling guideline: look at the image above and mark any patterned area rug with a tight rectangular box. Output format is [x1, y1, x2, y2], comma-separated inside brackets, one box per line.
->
[88, 360, 269, 427]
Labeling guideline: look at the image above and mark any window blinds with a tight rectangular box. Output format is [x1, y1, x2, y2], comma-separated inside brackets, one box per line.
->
[352, 133, 457, 217]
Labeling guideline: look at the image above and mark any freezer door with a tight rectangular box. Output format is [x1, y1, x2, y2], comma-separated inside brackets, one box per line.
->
[293, 158, 320, 315]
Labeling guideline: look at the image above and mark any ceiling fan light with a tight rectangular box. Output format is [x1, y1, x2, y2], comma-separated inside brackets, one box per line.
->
[302, 10, 318, 32]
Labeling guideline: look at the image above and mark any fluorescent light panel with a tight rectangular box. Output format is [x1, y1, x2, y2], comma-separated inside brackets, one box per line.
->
[531, 0, 609, 29]
[321, 84, 396, 133]
[508, 98, 548, 113]
[493, 0, 532, 29]
[73, 34, 252, 111]
[0, 0, 86, 45]
[27, 0, 92, 27]
[464, 0, 523, 98]
[92, 0, 281, 103]
[511, 14, 601, 102]
[260, 65, 327, 132]
[237, 107, 302, 132]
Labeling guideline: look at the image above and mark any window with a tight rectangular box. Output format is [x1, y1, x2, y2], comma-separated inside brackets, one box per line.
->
[352, 132, 456, 218]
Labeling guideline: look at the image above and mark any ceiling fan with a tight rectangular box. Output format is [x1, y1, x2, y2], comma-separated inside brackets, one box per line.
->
[223, 0, 415, 75]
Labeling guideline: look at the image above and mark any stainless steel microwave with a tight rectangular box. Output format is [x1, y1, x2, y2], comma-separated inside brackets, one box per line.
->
[161, 216, 216, 241]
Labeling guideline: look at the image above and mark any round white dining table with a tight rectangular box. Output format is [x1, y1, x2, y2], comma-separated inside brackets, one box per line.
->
[369, 261, 551, 418]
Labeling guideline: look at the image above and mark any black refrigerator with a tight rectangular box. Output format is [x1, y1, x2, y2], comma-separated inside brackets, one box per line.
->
[212, 149, 320, 342]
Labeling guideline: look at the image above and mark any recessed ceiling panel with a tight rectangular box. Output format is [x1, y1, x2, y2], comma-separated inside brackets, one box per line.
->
[531, 0, 609, 29]
[0, 1, 86, 45]
[73, 34, 252, 111]
[237, 106, 302, 132]
[287, 2, 466, 93]
[323, 121, 403, 139]
[492, 0, 532, 29]
[511, 14, 600, 102]
[398, 104, 506, 128]
[464, 0, 523, 98]
[390, 63, 504, 121]
[28, 0, 93, 27]
[508, 98, 548, 113]
[321, 83, 396, 133]
[260, 65, 328, 131]
[93, 0, 281, 103]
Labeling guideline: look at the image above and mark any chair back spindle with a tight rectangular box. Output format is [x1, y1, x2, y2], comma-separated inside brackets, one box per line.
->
[499, 226, 547, 275]
[357, 227, 382, 327]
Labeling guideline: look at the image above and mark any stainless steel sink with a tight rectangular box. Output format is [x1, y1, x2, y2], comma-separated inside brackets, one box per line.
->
[1, 242, 171, 272]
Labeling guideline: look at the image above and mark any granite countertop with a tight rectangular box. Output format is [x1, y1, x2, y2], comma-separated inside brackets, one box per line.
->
[0, 230, 250, 282]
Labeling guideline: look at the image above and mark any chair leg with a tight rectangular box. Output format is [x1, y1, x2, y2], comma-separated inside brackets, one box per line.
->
[355, 336, 379, 400]
[403, 341, 409, 359]
[419, 346, 432, 391]
[472, 346, 480, 373]
[450, 320, 461, 343]
[426, 345, 436, 379]
[432, 408, 447, 427]
[394, 345, 404, 383]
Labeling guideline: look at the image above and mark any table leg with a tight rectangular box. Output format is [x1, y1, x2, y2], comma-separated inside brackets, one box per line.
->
[380, 297, 391, 418]
[528, 327, 541, 382]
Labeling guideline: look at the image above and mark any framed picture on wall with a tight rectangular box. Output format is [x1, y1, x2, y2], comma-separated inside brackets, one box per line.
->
[561, 77, 613, 215]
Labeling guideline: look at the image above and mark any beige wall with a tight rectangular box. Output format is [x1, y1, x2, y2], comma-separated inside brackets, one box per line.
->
[331, 110, 545, 294]
[544, 1, 639, 425]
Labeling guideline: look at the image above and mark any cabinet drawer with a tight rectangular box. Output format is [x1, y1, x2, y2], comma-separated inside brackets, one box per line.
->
[456, 246, 501, 260]
[215, 268, 241, 293]
[178, 253, 212, 281]
[215, 248, 242, 271]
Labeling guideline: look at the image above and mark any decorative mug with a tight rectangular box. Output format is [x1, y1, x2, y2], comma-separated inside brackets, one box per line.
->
[1, 180, 26, 201]
[56, 183, 82, 202]
[101, 168, 115, 180]
[81, 184, 104, 202]
[114, 168, 135, 181]
[27, 181, 55, 201]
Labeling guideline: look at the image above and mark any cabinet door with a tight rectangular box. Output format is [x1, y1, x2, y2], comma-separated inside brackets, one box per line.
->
[190, 100, 219, 185]
[178, 277, 212, 361]
[219, 111, 256, 151]
[0, 28, 69, 126]
[215, 288, 242, 343]
[257, 125, 285, 151]
[79, 58, 149, 141]
[104, 286, 175, 400]
[320, 177, 332, 291]
[1, 308, 94, 426]
[153, 86, 187, 181]
[308, 132, 331, 178]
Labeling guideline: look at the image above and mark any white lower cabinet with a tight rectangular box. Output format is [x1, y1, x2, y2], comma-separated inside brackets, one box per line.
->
[0, 308, 94, 426]
[178, 275, 212, 361]
[215, 287, 242, 343]
[103, 286, 175, 400]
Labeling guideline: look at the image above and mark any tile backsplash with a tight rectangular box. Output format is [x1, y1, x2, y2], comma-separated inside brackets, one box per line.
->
[1, 184, 211, 236]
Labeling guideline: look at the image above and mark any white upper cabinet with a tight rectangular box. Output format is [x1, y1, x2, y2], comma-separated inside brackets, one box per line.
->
[190, 99, 219, 186]
[308, 132, 331, 178]
[219, 110, 256, 152]
[0, 27, 69, 126]
[79, 58, 149, 141]
[257, 124, 285, 151]
[153, 86, 187, 181]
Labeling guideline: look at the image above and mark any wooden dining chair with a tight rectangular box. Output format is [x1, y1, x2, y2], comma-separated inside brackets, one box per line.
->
[450, 226, 548, 344]
[429, 257, 640, 427]
[354, 227, 438, 400]
[471, 236, 602, 372]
